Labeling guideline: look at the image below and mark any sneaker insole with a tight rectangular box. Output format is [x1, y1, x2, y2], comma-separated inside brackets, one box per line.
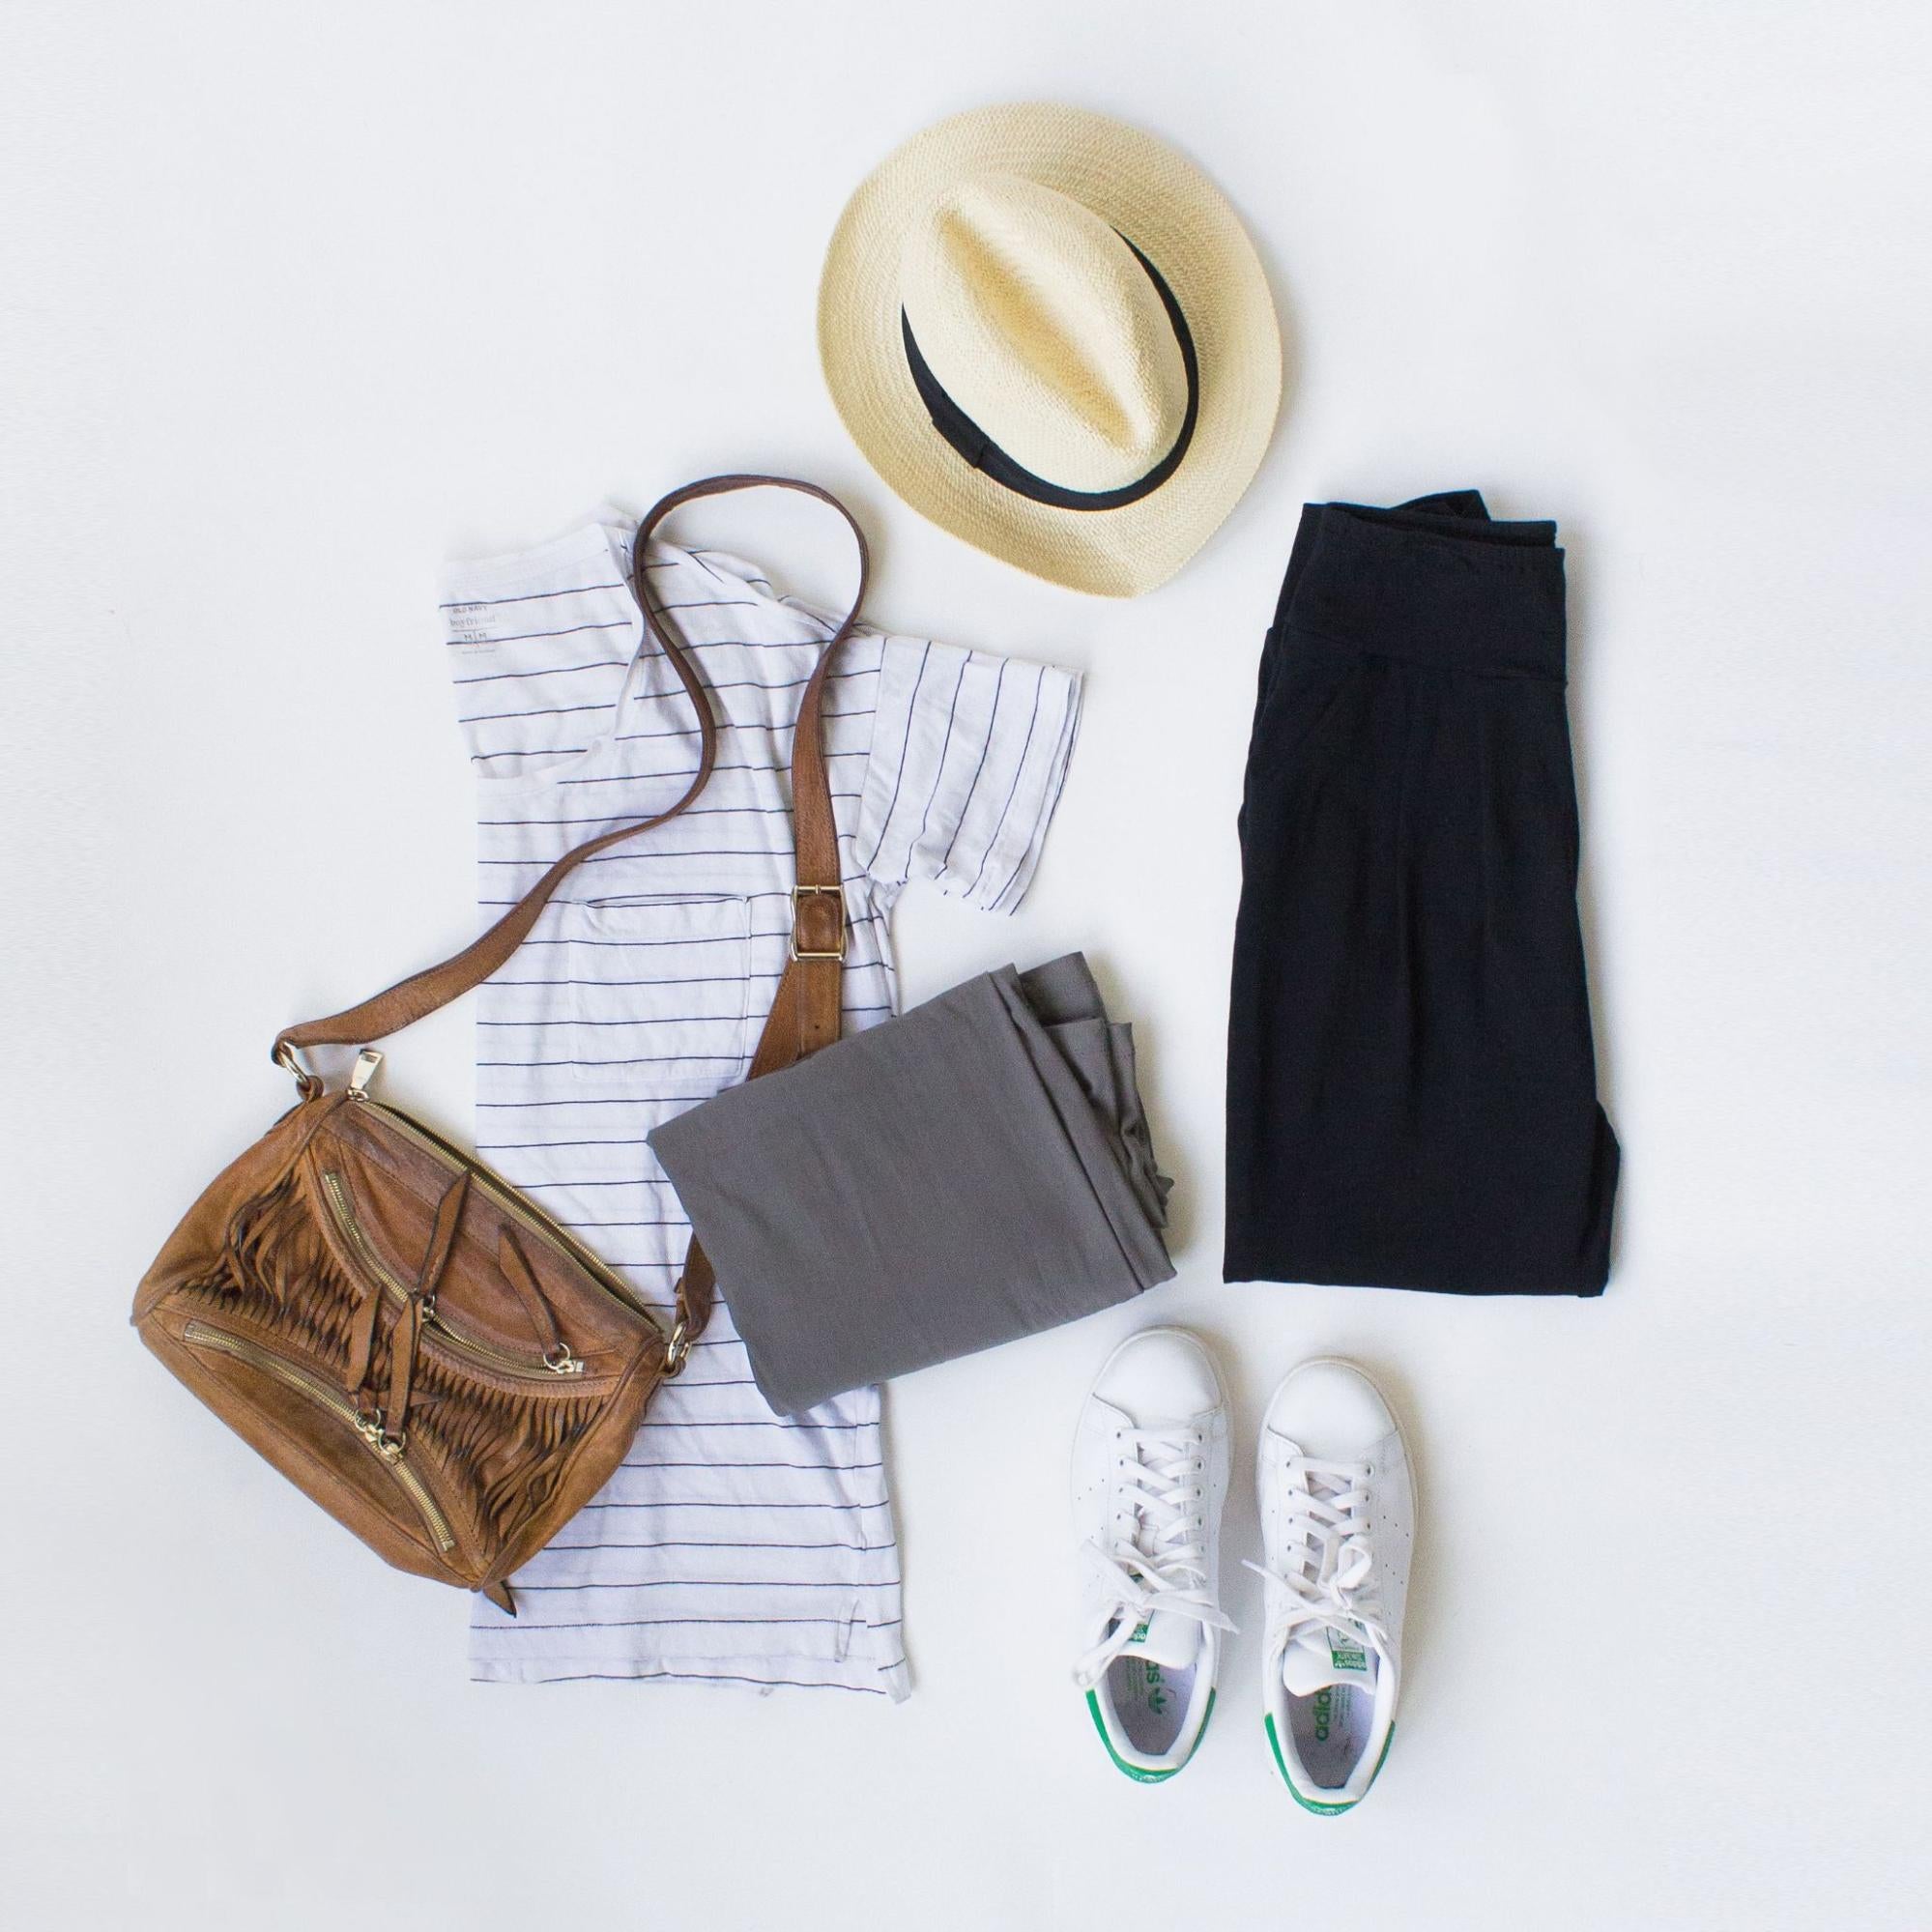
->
[1288, 1680, 1375, 1790]
[1110, 1656, 1197, 1756]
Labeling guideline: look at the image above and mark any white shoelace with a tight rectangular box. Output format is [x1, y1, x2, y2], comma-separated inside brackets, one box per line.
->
[1074, 1425, 1233, 1689]
[1244, 1455, 1389, 1669]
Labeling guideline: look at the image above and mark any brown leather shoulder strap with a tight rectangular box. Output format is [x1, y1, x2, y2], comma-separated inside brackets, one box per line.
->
[274, 476, 869, 1085]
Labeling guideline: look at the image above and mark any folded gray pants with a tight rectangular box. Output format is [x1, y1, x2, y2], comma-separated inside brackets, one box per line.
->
[649, 953, 1173, 1415]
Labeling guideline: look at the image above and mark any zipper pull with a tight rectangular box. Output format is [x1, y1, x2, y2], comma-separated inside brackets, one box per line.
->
[348, 1048, 384, 1097]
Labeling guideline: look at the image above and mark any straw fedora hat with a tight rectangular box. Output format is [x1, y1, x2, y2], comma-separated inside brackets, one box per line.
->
[818, 102, 1283, 598]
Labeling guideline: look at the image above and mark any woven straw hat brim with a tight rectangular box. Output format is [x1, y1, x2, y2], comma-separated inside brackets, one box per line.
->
[819, 102, 1283, 598]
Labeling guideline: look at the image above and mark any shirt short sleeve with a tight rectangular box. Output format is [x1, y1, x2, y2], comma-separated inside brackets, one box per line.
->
[856, 635, 1082, 911]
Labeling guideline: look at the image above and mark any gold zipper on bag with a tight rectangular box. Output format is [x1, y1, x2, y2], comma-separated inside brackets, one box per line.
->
[182, 1319, 457, 1554]
[318, 1168, 584, 1380]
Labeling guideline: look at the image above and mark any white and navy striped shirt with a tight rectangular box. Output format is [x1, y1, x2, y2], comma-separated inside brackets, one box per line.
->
[442, 512, 1081, 1693]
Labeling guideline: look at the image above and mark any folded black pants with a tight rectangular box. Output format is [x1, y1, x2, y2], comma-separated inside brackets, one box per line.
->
[1225, 491, 1618, 1296]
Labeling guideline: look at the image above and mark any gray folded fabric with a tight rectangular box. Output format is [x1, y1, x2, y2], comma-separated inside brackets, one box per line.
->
[649, 953, 1173, 1415]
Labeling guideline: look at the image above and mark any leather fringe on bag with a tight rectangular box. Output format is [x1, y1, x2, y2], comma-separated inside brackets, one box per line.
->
[133, 476, 865, 1613]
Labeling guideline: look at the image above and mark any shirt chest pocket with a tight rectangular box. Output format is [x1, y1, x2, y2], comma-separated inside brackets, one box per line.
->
[547, 891, 756, 1097]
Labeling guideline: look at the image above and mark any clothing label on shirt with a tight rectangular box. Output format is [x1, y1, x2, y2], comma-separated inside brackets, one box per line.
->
[444, 603, 499, 649]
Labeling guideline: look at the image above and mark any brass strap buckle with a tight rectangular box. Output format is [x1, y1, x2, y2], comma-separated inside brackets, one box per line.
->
[789, 883, 847, 962]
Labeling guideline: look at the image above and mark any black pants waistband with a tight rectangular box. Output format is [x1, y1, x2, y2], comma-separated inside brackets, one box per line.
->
[1271, 490, 1568, 680]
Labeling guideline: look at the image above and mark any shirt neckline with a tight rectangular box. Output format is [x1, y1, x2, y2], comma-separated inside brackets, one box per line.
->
[447, 518, 814, 803]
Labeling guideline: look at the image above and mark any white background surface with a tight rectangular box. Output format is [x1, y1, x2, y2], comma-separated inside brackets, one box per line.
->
[4, 4, 1927, 1927]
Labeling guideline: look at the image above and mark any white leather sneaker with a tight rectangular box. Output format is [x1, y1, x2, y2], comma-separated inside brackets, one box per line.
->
[1070, 1327, 1232, 1782]
[1252, 1359, 1415, 1814]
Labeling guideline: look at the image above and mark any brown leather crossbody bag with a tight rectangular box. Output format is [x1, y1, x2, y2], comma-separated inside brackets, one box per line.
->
[134, 476, 865, 1613]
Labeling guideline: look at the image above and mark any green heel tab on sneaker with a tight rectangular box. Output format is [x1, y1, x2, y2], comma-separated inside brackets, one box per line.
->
[1085, 1687, 1217, 1783]
[1263, 1713, 1395, 1814]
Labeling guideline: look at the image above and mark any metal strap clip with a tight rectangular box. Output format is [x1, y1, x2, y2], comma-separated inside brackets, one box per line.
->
[274, 1039, 322, 1099]
[662, 1319, 691, 1377]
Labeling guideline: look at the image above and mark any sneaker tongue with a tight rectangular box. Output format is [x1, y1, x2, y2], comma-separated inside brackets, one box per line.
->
[1118, 1609, 1198, 1671]
[1280, 1624, 1375, 1697]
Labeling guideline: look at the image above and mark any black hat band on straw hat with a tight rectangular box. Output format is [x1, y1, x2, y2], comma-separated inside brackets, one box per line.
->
[900, 236, 1199, 512]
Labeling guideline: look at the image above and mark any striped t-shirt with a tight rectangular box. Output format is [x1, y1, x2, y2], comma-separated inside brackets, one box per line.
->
[441, 511, 1081, 1694]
